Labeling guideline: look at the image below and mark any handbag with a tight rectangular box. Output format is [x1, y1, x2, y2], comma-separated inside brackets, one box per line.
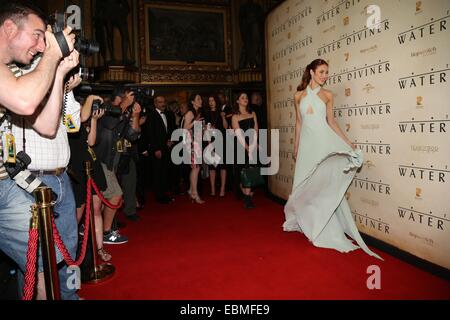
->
[240, 166, 264, 188]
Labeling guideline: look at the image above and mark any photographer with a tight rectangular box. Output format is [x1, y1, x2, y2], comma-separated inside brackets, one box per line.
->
[94, 87, 142, 243]
[11, 58, 82, 300]
[0, 1, 77, 300]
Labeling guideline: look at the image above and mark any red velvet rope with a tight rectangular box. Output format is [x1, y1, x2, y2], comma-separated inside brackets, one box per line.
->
[90, 179, 123, 209]
[22, 228, 39, 300]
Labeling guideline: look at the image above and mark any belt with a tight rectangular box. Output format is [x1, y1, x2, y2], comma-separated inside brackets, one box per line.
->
[29, 167, 66, 176]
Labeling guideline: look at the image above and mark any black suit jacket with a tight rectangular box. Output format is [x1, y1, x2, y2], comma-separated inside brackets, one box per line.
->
[147, 108, 175, 154]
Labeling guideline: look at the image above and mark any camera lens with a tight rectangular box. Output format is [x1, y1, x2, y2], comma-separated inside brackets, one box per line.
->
[75, 38, 100, 56]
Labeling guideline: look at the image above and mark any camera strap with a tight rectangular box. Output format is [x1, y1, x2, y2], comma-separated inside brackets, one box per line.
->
[54, 31, 71, 58]
[62, 82, 79, 133]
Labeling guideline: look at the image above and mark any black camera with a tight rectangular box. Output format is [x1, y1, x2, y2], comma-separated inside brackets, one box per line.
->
[5, 151, 57, 201]
[50, 12, 99, 56]
[92, 99, 122, 117]
[128, 87, 154, 117]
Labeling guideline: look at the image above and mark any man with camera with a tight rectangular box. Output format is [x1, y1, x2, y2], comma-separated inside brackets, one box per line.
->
[94, 87, 142, 243]
[0, 1, 78, 299]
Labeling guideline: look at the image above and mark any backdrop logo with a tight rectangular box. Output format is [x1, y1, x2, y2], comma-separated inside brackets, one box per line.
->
[353, 210, 390, 234]
[398, 64, 444, 90]
[325, 61, 390, 84]
[316, 20, 389, 56]
[343, 16, 350, 26]
[399, 164, 446, 183]
[415, 1, 422, 14]
[399, 117, 448, 133]
[410, 145, 439, 153]
[411, 47, 436, 58]
[345, 192, 351, 200]
[398, 207, 445, 231]
[364, 160, 375, 169]
[352, 177, 391, 195]
[360, 197, 379, 207]
[362, 83, 375, 93]
[333, 102, 391, 118]
[345, 123, 351, 132]
[416, 96, 423, 108]
[345, 88, 351, 96]
[398, 14, 448, 44]
[355, 142, 391, 155]
[344, 52, 350, 61]
[415, 187, 422, 199]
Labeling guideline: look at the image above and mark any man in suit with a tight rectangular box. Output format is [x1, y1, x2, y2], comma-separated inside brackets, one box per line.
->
[147, 95, 175, 203]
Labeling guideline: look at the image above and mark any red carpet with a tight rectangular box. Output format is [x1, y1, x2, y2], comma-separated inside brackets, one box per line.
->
[79, 191, 450, 300]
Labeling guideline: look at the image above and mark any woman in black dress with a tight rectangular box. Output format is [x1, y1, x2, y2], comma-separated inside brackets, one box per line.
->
[204, 94, 228, 197]
[231, 92, 259, 209]
[68, 95, 111, 261]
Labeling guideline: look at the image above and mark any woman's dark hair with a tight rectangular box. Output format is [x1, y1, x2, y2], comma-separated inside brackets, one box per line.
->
[232, 92, 250, 115]
[188, 92, 201, 118]
[206, 94, 220, 112]
[297, 59, 328, 91]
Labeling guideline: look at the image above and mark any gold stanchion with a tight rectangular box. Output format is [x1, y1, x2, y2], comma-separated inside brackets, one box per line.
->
[34, 187, 61, 300]
[82, 161, 115, 283]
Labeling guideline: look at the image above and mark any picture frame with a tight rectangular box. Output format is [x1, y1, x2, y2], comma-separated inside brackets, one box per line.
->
[143, 3, 230, 66]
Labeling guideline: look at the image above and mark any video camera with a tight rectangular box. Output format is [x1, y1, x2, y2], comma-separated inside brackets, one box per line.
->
[5, 151, 57, 201]
[92, 99, 122, 117]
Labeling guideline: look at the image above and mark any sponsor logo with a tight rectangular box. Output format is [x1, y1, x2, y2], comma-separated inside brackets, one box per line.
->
[415, 187, 422, 199]
[416, 1, 422, 14]
[343, 16, 350, 26]
[362, 83, 375, 93]
[410, 145, 439, 153]
[411, 47, 436, 57]
[345, 88, 351, 96]
[364, 160, 375, 169]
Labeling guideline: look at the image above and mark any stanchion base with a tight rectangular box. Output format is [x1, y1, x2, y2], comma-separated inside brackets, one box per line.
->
[82, 263, 115, 284]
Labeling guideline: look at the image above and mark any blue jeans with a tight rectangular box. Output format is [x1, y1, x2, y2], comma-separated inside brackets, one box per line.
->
[12, 172, 79, 300]
[36, 172, 79, 300]
[0, 178, 37, 274]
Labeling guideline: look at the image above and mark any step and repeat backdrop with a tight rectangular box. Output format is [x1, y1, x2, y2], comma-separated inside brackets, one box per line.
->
[266, 0, 449, 269]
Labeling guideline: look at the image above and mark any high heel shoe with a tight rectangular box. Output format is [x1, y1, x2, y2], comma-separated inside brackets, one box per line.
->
[190, 194, 205, 204]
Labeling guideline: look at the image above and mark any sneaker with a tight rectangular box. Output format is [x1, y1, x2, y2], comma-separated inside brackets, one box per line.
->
[103, 230, 128, 245]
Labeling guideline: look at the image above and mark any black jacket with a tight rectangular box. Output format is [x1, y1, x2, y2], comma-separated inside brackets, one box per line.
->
[94, 111, 140, 171]
[146, 108, 176, 154]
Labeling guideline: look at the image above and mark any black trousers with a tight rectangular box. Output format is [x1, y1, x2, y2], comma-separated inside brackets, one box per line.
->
[151, 151, 169, 199]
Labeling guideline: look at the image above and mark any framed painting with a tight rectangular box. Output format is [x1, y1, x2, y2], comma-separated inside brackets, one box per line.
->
[144, 3, 229, 66]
